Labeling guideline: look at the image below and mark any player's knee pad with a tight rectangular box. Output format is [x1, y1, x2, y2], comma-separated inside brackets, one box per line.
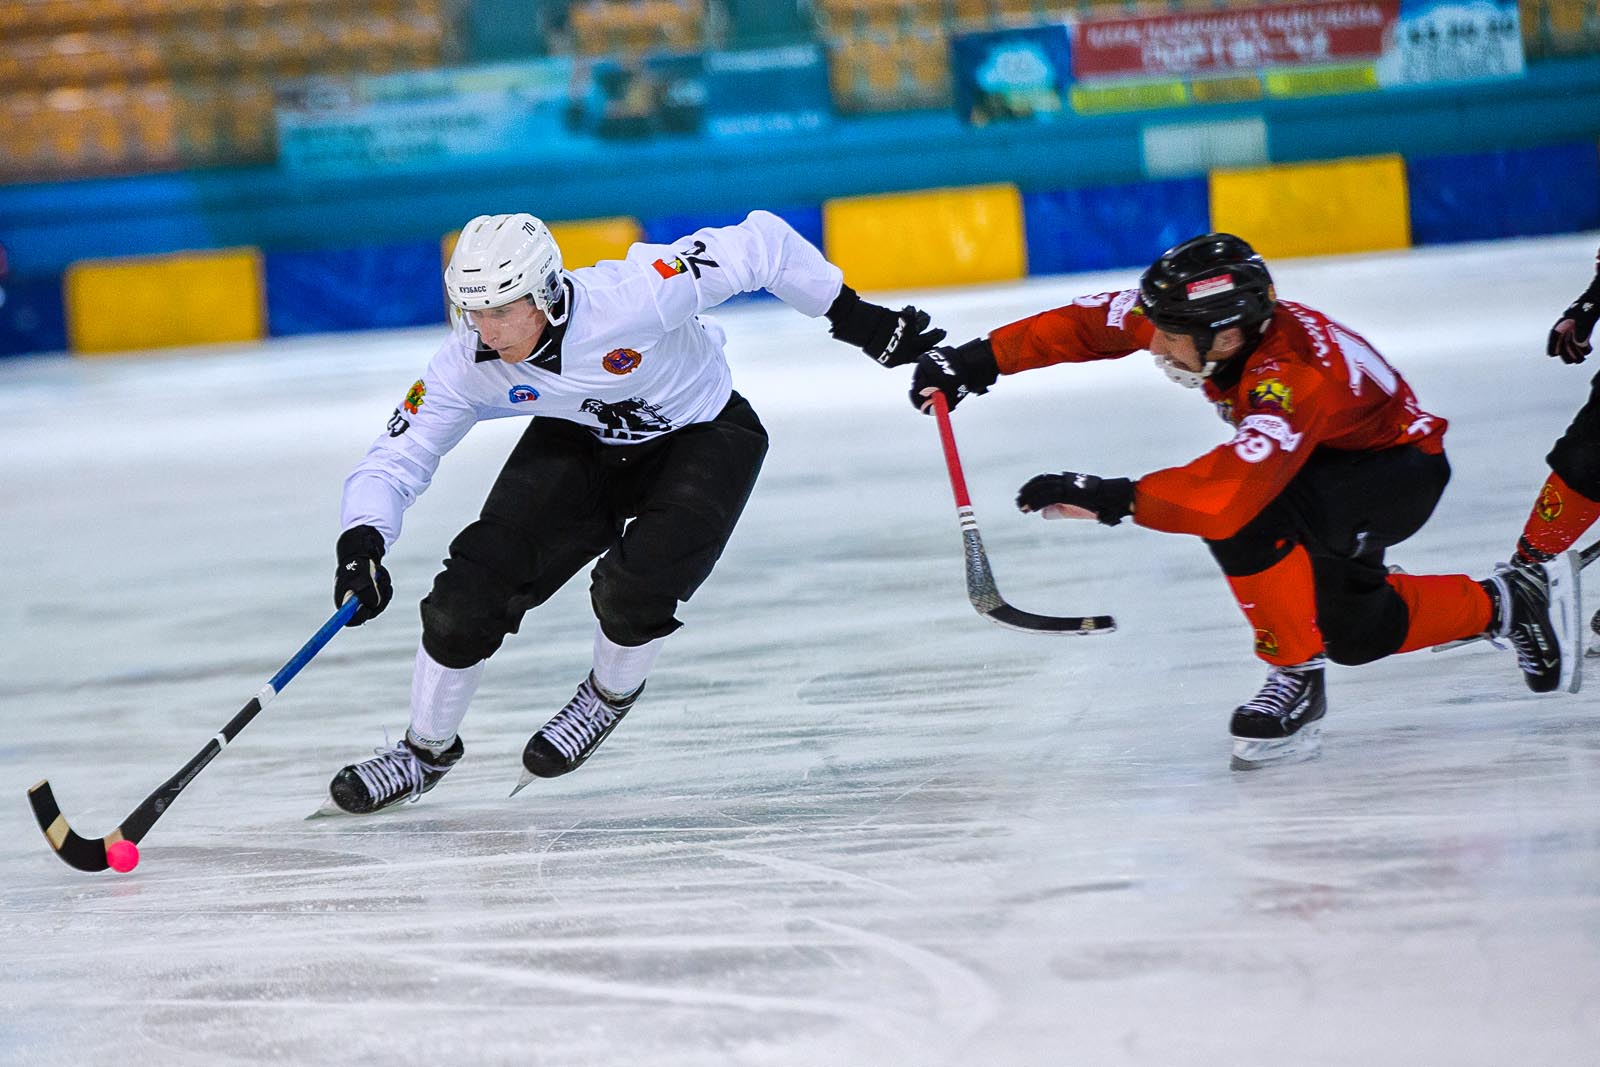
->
[590, 569, 680, 648]
[1319, 602, 1408, 666]
[1207, 528, 1297, 578]
[420, 593, 507, 669]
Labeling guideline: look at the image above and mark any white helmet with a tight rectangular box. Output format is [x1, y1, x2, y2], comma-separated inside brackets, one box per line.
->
[445, 213, 566, 325]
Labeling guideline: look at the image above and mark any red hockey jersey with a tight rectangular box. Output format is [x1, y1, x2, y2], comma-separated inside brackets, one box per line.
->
[989, 291, 1447, 541]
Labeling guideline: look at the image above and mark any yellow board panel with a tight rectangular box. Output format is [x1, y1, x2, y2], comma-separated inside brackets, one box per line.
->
[66, 248, 265, 355]
[1210, 155, 1411, 260]
[547, 216, 643, 270]
[441, 216, 643, 274]
[823, 184, 1026, 291]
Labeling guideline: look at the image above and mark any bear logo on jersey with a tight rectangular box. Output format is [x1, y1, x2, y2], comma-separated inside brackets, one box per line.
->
[581, 397, 673, 440]
[1249, 378, 1293, 414]
[1536, 482, 1564, 523]
[403, 380, 427, 414]
[602, 348, 643, 375]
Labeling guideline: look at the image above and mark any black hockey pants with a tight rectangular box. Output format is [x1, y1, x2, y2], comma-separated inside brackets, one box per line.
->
[1547, 366, 1600, 500]
[420, 393, 769, 669]
[1206, 444, 1452, 666]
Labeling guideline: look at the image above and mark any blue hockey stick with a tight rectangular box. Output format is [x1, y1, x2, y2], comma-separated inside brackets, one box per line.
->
[28, 598, 361, 873]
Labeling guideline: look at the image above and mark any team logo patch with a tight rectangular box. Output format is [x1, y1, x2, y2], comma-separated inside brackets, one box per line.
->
[1187, 274, 1235, 299]
[652, 257, 687, 279]
[1536, 483, 1564, 523]
[1254, 629, 1279, 656]
[402, 380, 426, 414]
[602, 348, 643, 375]
[509, 384, 540, 404]
[1249, 378, 1294, 414]
[386, 410, 409, 437]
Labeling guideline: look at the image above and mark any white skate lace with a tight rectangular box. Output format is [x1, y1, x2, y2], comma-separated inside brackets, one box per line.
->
[1239, 658, 1322, 719]
[1239, 670, 1304, 719]
[539, 679, 622, 762]
[352, 735, 437, 806]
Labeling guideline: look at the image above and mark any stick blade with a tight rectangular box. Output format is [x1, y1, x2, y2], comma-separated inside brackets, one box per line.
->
[985, 604, 1116, 635]
[27, 780, 113, 872]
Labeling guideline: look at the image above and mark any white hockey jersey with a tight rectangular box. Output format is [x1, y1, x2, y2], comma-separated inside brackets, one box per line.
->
[341, 210, 846, 548]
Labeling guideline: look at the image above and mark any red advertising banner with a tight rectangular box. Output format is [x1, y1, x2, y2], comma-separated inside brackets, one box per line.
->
[1071, 0, 1401, 82]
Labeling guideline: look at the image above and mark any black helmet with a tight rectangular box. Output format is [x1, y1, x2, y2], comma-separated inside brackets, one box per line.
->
[1138, 233, 1276, 358]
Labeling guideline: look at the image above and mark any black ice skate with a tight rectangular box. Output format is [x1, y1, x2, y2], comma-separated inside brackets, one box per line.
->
[1482, 552, 1583, 694]
[1229, 657, 1327, 770]
[512, 673, 642, 794]
[323, 734, 464, 815]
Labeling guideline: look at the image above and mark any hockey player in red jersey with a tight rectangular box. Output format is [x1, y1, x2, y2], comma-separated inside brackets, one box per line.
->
[909, 233, 1584, 769]
[1509, 245, 1600, 656]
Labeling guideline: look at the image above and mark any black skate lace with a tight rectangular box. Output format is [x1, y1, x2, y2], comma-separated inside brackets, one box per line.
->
[539, 679, 621, 762]
[352, 737, 436, 806]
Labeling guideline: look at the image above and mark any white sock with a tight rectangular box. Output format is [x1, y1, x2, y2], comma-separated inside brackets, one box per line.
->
[407, 645, 484, 752]
[591, 625, 663, 701]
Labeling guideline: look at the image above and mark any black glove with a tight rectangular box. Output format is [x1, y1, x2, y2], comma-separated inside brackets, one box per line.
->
[909, 338, 1000, 412]
[1547, 274, 1600, 364]
[334, 524, 393, 626]
[1016, 472, 1135, 527]
[825, 284, 946, 367]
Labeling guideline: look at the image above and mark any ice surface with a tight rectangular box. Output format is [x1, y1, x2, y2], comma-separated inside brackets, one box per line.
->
[3, 235, 1598, 1066]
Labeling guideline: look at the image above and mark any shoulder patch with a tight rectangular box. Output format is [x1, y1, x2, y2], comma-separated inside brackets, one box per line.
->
[402, 380, 427, 414]
[652, 256, 687, 279]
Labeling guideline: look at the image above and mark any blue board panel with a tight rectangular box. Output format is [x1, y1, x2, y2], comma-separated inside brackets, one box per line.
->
[1407, 143, 1600, 246]
[265, 242, 447, 337]
[1022, 178, 1211, 276]
[640, 205, 825, 251]
[0, 275, 68, 357]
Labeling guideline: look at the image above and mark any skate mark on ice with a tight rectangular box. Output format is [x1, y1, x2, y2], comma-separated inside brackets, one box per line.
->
[705, 847, 917, 900]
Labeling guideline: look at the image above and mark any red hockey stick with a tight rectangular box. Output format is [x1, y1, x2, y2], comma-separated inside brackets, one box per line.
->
[928, 390, 1114, 635]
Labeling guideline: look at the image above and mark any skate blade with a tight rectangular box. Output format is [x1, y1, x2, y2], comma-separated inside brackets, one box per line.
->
[305, 795, 352, 820]
[1546, 550, 1584, 694]
[509, 768, 537, 798]
[1431, 634, 1484, 653]
[1231, 723, 1323, 771]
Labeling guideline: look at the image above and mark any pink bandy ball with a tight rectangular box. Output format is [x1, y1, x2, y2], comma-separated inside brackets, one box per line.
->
[106, 839, 140, 873]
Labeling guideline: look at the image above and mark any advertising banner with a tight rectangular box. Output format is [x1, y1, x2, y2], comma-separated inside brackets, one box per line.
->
[1375, 0, 1525, 85]
[703, 44, 832, 138]
[1070, 1, 1399, 82]
[275, 59, 577, 174]
[949, 24, 1074, 126]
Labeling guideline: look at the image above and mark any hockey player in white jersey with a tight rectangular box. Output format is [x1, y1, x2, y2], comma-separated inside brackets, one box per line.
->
[325, 210, 945, 813]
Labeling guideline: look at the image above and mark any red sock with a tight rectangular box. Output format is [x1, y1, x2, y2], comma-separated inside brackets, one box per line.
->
[1225, 547, 1324, 666]
[1386, 573, 1494, 653]
[1516, 471, 1600, 563]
